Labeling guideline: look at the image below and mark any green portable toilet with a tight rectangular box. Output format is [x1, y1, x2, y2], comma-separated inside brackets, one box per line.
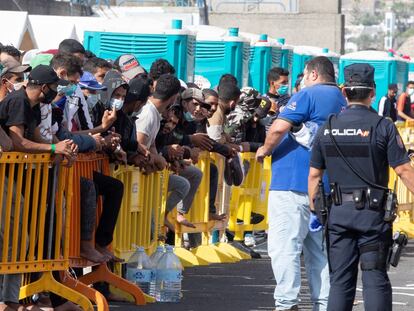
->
[339, 50, 409, 110]
[193, 26, 250, 88]
[246, 33, 282, 94]
[83, 19, 195, 82]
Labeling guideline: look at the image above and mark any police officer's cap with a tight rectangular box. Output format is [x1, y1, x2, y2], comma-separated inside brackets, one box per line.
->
[344, 63, 375, 87]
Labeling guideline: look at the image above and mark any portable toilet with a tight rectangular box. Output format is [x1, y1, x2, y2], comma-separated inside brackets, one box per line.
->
[276, 38, 294, 87]
[193, 26, 250, 88]
[408, 60, 414, 81]
[339, 50, 409, 110]
[243, 33, 282, 94]
[291, 46, 340, 87]
[83, 19, 195, 82]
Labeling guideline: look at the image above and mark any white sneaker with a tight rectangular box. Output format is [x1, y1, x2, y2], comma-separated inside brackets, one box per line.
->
[244, 234, 256, 247]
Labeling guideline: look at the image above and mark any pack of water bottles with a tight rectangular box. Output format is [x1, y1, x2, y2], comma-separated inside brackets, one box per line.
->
[126, 244, 183, 303]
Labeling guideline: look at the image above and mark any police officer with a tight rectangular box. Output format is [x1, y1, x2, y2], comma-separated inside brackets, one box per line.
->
[308, 63, 414, 311]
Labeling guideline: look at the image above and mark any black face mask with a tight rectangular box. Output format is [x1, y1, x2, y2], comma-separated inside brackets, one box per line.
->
[42, 85, 58, 104]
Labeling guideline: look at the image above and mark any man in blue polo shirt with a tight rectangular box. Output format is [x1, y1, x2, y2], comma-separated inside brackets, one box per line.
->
[256, 56, 347, 311]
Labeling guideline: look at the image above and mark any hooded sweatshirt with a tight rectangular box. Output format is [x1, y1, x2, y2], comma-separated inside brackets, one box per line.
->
[90, 70, 128, 128]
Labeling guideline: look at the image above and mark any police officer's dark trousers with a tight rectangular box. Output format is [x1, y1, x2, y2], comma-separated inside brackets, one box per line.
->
[327, 201, 392, 311]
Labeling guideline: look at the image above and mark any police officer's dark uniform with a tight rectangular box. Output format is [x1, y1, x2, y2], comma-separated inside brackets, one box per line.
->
[310, 64, 410, 311]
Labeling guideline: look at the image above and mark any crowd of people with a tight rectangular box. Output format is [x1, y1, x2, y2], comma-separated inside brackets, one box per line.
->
[0, 38, 295, 311]
[1, 37, 413, 311]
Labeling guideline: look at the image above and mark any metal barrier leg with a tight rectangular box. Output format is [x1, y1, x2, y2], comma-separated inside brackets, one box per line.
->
[173, 228, 209, 267]
[60, 271, 109, 311]
[19, 271, 93, 311]
[191, 231, 238, 264]
[78, 263, 148, 305]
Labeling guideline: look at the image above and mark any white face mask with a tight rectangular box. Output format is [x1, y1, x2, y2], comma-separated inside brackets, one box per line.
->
[300, 78, 306, 90]
[86, 94, 99, 109]
[408, 88, 414, 96]
[6, 79, 24, 92]
[371, 96, 377, 104]
[110, 98, 124, 111]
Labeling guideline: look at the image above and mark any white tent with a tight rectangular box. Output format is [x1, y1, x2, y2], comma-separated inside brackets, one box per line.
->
[29, 15, 79, 51]
[0, 10, 37, 50]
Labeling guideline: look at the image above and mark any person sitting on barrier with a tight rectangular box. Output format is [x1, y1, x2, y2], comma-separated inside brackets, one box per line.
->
[83, 57, 113, 84]
[135, 74, 200, 229]
[112, 76, 152, 167]
[0, 64, 77, 157]
[149, 58, 176, 91]
[0, 123, 29, 311]
[0, 57, 31, 101]
[156, 105, 203, 231]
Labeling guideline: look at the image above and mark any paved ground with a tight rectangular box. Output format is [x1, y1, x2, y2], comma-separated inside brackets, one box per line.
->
[112, 240, 414, 311]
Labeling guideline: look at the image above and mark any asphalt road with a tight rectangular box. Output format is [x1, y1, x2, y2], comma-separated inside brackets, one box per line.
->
[112, 240, 414, 311]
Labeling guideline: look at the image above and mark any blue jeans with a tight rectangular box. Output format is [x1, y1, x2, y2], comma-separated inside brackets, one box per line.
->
[267, 191, 330, 310]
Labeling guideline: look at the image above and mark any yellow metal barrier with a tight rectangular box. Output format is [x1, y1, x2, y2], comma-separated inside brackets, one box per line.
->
[210, 153, 251, 260]
[389, 159, 414, 238]
[0, 152, 93, 310]
[171, 152, 238, 266]
[111, 165, 169, 260]
[61, 153, 146, 309]
[109, 165, 168, 303]
[228, 153, 271, 241]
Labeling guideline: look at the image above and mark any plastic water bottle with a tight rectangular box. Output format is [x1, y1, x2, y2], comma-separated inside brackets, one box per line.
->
[126, 246, 153, 294]
[155, 245, 183, 302]
[149, 245, 165, 297]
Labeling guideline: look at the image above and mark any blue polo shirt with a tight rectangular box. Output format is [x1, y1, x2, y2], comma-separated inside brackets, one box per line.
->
[270, 83, 347, 193]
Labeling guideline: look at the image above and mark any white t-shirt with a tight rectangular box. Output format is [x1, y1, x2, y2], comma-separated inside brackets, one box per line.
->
[135, 100, 162, 149]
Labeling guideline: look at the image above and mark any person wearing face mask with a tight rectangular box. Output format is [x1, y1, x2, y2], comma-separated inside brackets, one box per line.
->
[378, 84, 398, 122]
[112, 76, 151, 167]
[261, 67, 291, 132]
[396, 81, 414, 122]
[0, 57, 31, 101]
[256, 56, 346, 311]
[79, 71, 107, 112]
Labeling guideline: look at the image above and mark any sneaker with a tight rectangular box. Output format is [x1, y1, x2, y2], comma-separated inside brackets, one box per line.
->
[244, 234, 255, 247]
[231, 241, 261, 259]
[236, 212, 264, 225]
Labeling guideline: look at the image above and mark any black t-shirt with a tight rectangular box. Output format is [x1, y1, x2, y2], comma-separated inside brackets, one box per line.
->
[0, 88, 41, 141]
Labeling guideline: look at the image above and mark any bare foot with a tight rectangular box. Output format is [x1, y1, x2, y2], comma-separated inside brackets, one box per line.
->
[54, 301, 81, 311]
[0, 303, 26, 311]
[26, 305, 43, 311]
[80, 240, 108, 263]
[96, 245, 124, 263]
[209, 213, 227, 221]
[177, 213, 196, 228]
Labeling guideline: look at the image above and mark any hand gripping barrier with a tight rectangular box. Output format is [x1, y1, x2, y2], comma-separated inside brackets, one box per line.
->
[109, 164, 168, 303]
[0, 152, 93, 310]
[170, 152, 240, 266]
[60, 153, 146, 310]
[227, 153, 271, 242]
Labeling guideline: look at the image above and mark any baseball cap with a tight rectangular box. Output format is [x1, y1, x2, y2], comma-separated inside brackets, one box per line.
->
[125, 77, 151, 103]
[114, 54, 145, 80]
[28, 65, 60, 85]
[182, 88, 210, 108]
[0, 57, 31, 76]
[344, 63, 375, 87]
[254, 97, 272, 119]
[79, 71, 107, 90]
